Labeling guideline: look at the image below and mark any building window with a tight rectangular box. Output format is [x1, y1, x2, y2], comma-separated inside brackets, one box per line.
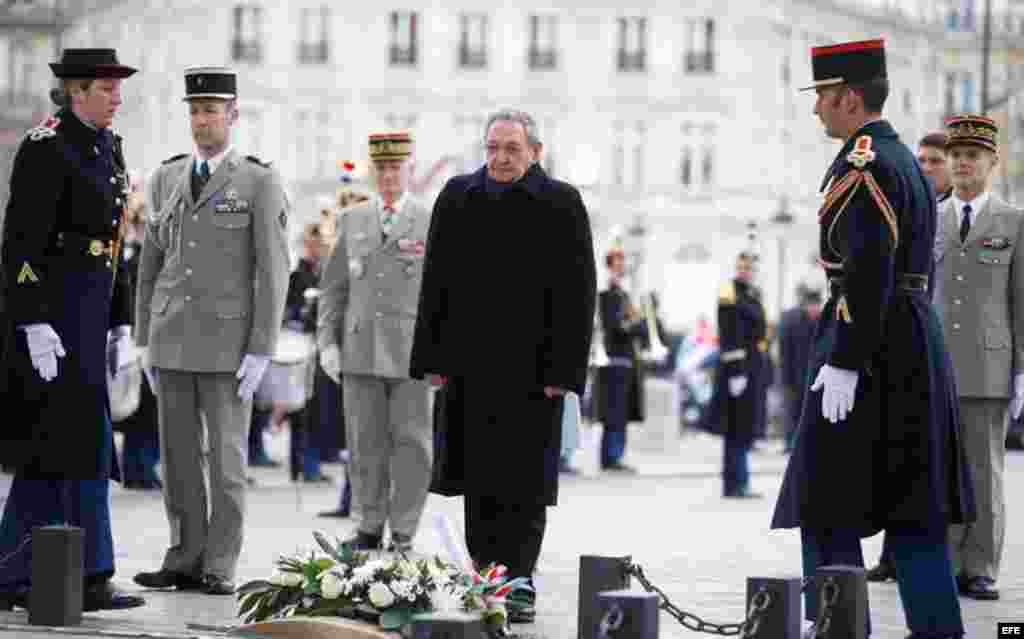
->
[632, 123, 646, 188]
[455, 114, 486, 172]
[232, 4, 263, 63]
[684, 18, 715, 73]
[701, 147, 714, 186]
[390, 11, 418, 67]
[903, 88, 913, 115]
[459, 13, 488, 69]
[298, 6, 329, 64]
[617, 17, 646, 72]
[680, 147, 692, 186]
[944, 71, 957, 115]
[528, 15, 558, 70]
[960, 72, 976, 112]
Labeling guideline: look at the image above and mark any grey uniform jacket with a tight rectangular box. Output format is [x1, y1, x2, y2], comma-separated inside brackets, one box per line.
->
[317, 197, 430, 379]
[136, 149, 290, 372]
[933, 194, 1024, 398]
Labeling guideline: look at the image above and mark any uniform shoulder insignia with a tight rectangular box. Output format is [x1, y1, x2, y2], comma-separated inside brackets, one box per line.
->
[718, 281, 736, 305]
[26, 116, 60, 142]
[846, 135, 876, 169]
[245, 155, 271, 168]
[162, 153, 188, 165]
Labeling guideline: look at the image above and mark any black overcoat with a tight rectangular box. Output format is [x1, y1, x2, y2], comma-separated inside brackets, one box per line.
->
[591, 285, 645, 424]
[0, 109, 131, 478]
[410, 164, 597, 505]
[771, 120, 975, 536]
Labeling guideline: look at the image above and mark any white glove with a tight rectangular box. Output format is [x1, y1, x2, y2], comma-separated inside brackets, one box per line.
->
[236, 354, 271, 401]
[810, 364, 859, 424]
[319, 344, 341, 384]
[1012, 373, 1024, 420]
[728, 375, 748, 397]
[106, 326, 134, 378]
[21, 323, 66, 382]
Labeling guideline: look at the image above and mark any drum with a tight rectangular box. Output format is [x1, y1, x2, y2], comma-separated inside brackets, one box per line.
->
[255, 329, 315, 413]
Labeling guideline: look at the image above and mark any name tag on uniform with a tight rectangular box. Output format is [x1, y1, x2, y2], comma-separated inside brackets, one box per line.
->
[216, 189, 250, 213]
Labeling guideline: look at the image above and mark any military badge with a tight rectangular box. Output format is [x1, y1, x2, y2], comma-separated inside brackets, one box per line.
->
[16, 262, 39, 284]
[397, 238, 425, 256]
[982, 236, 1011, 250]
[27, 116, 60, 142]
[349, 258, 365, 278]
[847, 135, 876, 169]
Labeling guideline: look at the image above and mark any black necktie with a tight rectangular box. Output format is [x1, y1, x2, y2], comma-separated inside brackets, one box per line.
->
[959, 204, 972, 244]
[192, 160, 210, 201]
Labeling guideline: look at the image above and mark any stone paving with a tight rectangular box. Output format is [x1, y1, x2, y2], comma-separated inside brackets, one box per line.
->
[2, 413, 1023, 638]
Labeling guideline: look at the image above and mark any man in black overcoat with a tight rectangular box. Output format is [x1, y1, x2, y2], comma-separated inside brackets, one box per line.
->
[410, 109, 596, 623]
[777, 285, 821, 452]
[770, 38, 974, 638]
[0, 49, 145, 612]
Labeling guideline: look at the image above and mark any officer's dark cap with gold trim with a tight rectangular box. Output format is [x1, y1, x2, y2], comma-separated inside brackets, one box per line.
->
[945, 113, 998, 153]
[368, 131, 413, 162]
[49, 48, 137, 79]
[800, 38, 886, 91]
[183, 66, 237, 101]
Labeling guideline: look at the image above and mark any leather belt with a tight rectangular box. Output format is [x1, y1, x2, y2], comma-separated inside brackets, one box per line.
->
[828, 272, 928, 294]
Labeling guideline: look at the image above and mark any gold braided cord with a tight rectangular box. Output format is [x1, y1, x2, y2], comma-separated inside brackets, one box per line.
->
[826, 171, 865, 260]
[818, 171, 861, 219]
[863, 171, 899, 249]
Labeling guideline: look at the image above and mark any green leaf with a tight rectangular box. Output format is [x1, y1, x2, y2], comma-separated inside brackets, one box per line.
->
[237, 591, 264, 617]
[380, 607, 413, 630]
[236, 580, 276, 596]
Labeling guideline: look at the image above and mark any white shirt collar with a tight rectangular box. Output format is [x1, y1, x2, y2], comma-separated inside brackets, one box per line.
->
[374, 191, 409, 216]
[194, 145, 233, 176]
[952, 190, 990, 224]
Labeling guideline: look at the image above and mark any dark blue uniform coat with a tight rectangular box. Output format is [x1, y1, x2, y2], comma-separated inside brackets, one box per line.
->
[410, 164, 597, 505]
[771, 120, 976, 536]
[591, 284, 645, 425]
[0, 108, 130, 478]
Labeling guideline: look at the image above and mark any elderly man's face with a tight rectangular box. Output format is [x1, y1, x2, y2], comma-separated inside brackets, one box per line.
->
[485, 120, 540, 183]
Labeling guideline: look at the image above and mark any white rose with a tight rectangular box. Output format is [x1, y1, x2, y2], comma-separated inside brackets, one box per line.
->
[368, 582, 396, 608]
[321, 573, 344, 599]
[271, 571, 303, 587]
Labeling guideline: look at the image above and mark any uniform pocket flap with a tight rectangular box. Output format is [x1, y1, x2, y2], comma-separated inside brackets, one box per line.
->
[985, 327, 1012, 349]
[978, 251, 1009, 266]
[215, 299, 249, 319]
[211, 212, 252, 229]
[151, 290, 171, 314]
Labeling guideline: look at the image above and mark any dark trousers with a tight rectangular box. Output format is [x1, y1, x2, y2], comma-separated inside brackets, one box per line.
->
[122, 428, 160, 483]
[0, 478, 115, 588]
[600, 365, 631, 468]
[288, 405, 321, 481]
[248, 408, 272, 463]
[801, 527, 963, 637]
[464, 496, 546, 581]
[722, 430, 751, 495]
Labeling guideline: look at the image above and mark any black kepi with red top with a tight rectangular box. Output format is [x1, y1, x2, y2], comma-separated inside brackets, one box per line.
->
[800, 38, 886, 91]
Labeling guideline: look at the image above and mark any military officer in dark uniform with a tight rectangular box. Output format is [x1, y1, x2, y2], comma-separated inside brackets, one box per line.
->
[0, 48, 145, 611]
[711, 251, 768, 498]
[771, 39, 974, 639]
[594, 244, 646, 472]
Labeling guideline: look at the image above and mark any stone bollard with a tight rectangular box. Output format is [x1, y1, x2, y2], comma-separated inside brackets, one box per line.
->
[812, 565, 868, 639]
[595, 590, 658, 639]
[409, 611, 485, 639]
[578, 555, 632, 639]
[29, 525, 84, 627]
[745, 576, 801, 639]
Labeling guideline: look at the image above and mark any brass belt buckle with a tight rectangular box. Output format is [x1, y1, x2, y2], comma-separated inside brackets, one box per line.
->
[88, 239, 106, 257]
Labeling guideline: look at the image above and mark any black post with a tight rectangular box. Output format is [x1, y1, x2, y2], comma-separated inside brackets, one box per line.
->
[745, 576, 801, 639]
[409, 611, 484, 639]
[578, 555, 632, 639]
[595, 590, 658, 639]
[813, 565, 868, 639]
[29, 526, 83, 627]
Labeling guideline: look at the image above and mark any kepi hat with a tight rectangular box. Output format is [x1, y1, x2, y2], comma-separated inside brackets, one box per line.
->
[801, 38, 886, 91]
[49, 48, 137, 79]
[368, 131, 413, 162]
[183, 66, 236, 101]
[945, 113, 998, 153]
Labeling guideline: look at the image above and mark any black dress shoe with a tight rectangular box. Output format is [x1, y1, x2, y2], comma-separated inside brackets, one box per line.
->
[133, 569, 204, 590]
[341, 531, 383, 551]
[0, 587, 28, 611]
[961, 575, 999, 600]
[865, 560, 895, 582]
[317, 508, 351, 518]
[723, 488, 763, 499]
[601, 462, 637, 474]
[202, 574, 236, 596]
[83, 582, 146, 611]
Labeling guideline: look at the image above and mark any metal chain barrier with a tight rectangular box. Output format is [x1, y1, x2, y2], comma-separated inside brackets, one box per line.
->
[807, 576, 840, 638]
[601, 560, 773, 637]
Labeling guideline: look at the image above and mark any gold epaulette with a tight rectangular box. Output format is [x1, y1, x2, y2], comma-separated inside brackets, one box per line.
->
[718, 282, 736, 305]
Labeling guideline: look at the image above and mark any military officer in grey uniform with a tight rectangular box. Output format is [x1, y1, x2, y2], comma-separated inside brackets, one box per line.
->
[318, 131, 432, 553]
[132, 67, 289, 595]
[934, 114, 1024, 601]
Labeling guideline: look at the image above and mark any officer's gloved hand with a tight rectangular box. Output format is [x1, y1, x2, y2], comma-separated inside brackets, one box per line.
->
[728, 375, 748, 397]
[811, 364, 859, 423]
[319, 344, 341, 384]
[106, 325, 133, 378]
[1013, 373, 1024, 420]
[22, 323, 66, 382]
[236, 354, 270, 401]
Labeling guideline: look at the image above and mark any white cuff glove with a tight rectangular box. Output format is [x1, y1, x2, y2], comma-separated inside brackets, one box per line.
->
[21, 323, 66, 382]
[106, 328, 134, 378]
[810, 364, 859, 424]
[236, 354, 271, 401]
[319, 344, 341, 384]
[728, 375, 748, 398]
[1012, 373, 1024, 420]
